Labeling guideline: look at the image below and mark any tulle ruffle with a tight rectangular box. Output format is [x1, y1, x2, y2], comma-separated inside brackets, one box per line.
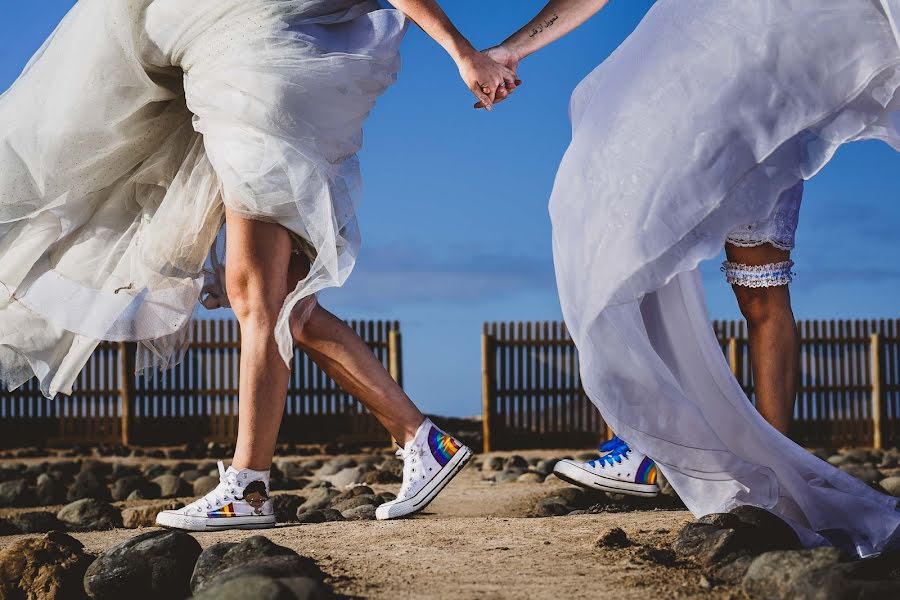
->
[551, 0, 900, 556]
[0, 0, 406, 396]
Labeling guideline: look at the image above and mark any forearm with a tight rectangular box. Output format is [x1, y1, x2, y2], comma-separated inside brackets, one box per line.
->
[501, 0, 610, 61]
[388, 0, 475, 61]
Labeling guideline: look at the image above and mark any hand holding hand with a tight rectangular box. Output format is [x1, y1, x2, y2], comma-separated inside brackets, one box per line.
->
[474, 46, 520, 110]
[455, 48, 519, 112]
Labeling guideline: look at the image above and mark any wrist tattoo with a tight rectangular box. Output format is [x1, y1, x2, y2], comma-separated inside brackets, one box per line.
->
[528, 14, 559, 38]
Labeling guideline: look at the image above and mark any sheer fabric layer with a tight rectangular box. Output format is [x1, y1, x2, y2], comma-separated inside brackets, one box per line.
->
[0, 0, 406, 396]
[550, 0, 900, 557]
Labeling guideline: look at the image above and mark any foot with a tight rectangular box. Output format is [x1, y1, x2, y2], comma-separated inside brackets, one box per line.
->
[553, 436, 660, 497]
[156, 461, 275, 531]
[375, 418, 472, 520]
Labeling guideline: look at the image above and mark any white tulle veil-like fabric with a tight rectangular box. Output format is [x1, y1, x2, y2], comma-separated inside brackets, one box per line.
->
[551, 0, 900, 557]
[0, 0, 407, 396]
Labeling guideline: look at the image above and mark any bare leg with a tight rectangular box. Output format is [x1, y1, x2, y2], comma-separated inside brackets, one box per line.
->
[226, 209, 293, 470]
[285, 256, 424, 445]
[725, 243, 799, 434]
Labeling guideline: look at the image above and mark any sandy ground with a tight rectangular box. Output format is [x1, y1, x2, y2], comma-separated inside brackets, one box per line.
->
[0, 457, 736, 600]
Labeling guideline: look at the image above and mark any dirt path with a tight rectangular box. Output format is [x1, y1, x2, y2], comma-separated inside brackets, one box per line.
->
[0, 467, 731, 599]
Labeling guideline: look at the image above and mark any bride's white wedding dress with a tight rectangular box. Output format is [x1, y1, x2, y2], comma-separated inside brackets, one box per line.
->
[551, 0, 900, 557]
[0, 0, 406, 396]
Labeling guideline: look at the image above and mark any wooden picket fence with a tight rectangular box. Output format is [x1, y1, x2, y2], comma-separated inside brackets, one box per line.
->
[0, 319, 400, 448]
[482, 319, 900, 451]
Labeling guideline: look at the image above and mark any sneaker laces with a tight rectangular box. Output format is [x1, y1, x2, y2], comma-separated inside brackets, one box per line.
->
[396, 444, 425, 497]
[598, 435, 625, 454]
[187, 461, 238, 514]
[589, 443, 631, 468]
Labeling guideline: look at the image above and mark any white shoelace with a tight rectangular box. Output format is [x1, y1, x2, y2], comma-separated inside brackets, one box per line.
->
[188, 461, 238, 514]
[396, 445, 425, 497]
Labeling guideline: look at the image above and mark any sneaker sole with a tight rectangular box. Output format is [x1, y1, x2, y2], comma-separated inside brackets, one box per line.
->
[553, 460, 659, 498]
[155, 511, 276, 532]
[376, 445, 473, 520]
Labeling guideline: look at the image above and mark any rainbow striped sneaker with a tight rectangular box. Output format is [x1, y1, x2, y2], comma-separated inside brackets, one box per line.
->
[553, 436, 660, 498]
[156, 461, 275, 531]
[376, 418, 472, 520]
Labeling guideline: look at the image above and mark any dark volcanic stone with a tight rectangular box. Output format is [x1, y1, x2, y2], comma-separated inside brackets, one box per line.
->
[0, 518, 19, 536]
[190, 536, 322, 595]
[503, 455, 528, 470]
[0, 479, 35, 507]
[296, 510, 326, 524]
[595, 527, 630, 548]
[320, 508, 345, 522]
[672, 523, 741, 565]
[36, 476, 69, 505]
[273, 494, 305, 523]
[151, 474, 192, 498]
[9, 511, 64, 533]
[728, 505, 801, 554]
[634, 547, 677, 566]
[298, 488, 338, 513]
[191, 575, 329, 600]
[0, 531, 93, 600]
[57, 498, 122, 531]
[84, 530, 202, 600]
[111, 475, 159, 502]
[341, 504, 376, 521]
[67, 471, 111, 502]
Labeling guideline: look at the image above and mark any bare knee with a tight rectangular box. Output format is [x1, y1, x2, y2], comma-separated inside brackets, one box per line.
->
[226, 265, 286, 329]
[734, 286, 792, 327]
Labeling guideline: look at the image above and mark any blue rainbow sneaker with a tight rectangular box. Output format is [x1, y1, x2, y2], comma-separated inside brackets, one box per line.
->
[156, 461, 275, 531]
[376, 418, 472, 520]
[553, 436, 660, 498]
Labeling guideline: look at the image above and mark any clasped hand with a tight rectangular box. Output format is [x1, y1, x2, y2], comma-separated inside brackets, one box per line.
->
[455, 45, 520, 111]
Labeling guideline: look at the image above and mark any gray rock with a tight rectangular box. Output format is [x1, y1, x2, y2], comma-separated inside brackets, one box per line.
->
[0, 532, 92, 600]
[595, 527, 630, 548]
[8, 511, 63, 533]
[0, 479, 35, 507]
[517, 472, 545, 484]
[839, 463, 882, 484]
[36, 476, 69, 505]
[534, 459, 559, 476]
[193, 475, 220, 497]
[298, 488, 339, 513]
[317, 458, 356, 476]
[533, 499, 569, 517]
[827, 454, 848, 467]
[323, 466, 366, 488]
[728, 505, 802, 554]
[331, 495, 378, 512]
[191, 575, 329, 600]
[84, 530, 202, 600]
[275, 461, 309, 479]
[320, 508, 345, 522]
[494, 469, 525, 483]
[67, 471, 110, 502]
[481, 456, 504, 472]
[273, 494, 305, 523]
[190, 536, 323, 595]
[503, 455, 528, 471]
[706, 554, 755, 585]
[841, 448, 873, 463]
[879, 476, 900, 497]
[341, 504, 376, 521]
[673, 523, 740, 565]
[634, 547, 677, 566]
[152, 474, 192, 498]
[111, 475, 159, 502]
[331, 486, 374, 502]
[121, 501, 184, 529]
[57, 498, 122, 531]
[296, 510, 326, 524]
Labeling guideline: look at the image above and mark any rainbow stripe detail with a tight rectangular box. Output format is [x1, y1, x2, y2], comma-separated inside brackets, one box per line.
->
[428, 427, 461, 467]
[207, 503, 237, 518]
[635, 457, 658, 485]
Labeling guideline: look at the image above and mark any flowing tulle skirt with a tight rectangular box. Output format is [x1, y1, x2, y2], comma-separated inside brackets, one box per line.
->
[0, 0, 406, 396]
[551, 0, 900, 557]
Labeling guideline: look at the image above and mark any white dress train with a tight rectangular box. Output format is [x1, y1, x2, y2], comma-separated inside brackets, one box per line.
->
[551, 0, 900, 557]
[0, 0, 407, 396]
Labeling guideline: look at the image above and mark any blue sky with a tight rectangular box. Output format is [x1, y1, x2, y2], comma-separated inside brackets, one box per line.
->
[3, 0, 899, 417]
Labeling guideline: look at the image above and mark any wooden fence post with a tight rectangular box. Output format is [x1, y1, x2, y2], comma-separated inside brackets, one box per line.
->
[727, 337, 739, 378]
[482, 327, 495, 453]
[118, 342, 136, 447]
[871, 333, 885, 450]
[388, 324, 403, 387]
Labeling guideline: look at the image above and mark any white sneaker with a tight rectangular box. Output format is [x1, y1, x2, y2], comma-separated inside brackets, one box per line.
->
[375, 419, 472, 520]
[553, 436, 660, 498]
[156, 461, 276, 531]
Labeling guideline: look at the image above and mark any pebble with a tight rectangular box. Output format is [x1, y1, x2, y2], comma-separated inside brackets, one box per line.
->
[57, 498, 122, 531]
